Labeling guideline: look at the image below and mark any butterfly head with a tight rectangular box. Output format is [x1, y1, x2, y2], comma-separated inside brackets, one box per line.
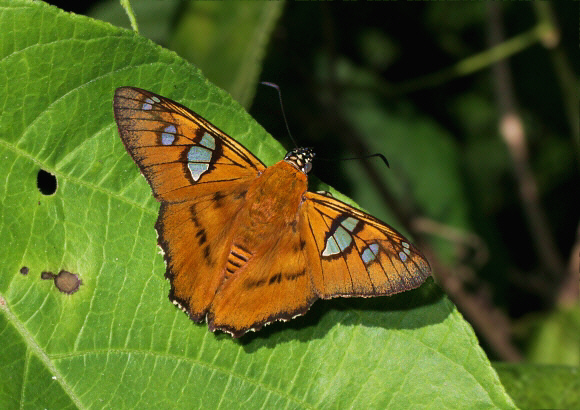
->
[284, 147, 315, 174]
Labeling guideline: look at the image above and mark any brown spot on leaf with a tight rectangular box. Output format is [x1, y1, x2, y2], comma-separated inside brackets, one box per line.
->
[41, 271, 55, 280]
[20, 266, 29, 275]
[41, 270, 82, 295]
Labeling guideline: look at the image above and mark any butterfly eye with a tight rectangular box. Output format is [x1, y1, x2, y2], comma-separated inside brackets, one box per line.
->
[303, 162, 313, 174]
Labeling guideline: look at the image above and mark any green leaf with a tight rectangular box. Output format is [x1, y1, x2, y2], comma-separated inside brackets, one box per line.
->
[522, 305, 580, 366]
[0, 2, 515, 408]
[88, 0, 181, 45]
[494, 363, 580, 409]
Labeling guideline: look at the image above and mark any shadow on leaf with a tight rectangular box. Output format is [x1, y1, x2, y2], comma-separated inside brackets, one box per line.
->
[239, 278, 447, 351]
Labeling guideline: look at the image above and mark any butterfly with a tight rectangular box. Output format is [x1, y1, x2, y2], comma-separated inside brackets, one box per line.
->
[113, 87, 431, 338]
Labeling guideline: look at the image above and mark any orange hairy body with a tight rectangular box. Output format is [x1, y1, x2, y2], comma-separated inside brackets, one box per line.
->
[231, 161, 307, 254]
[207, 161, 314, 333]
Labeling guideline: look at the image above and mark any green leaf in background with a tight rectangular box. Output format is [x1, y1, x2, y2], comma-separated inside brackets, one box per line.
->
[0, 1, 515, 408]
[494, 363, 580, 409]
[88, 0, 181, 45]
[89, 1, 283, 108]
[314, 59, 470, 262]
[522, 305, 580, 366]
[169, 2, 284, 108]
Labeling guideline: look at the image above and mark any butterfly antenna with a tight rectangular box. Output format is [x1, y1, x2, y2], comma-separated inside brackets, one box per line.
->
[260, 82, 388, 169]
[318, 153, 390, 168]
[260, 82, 299, 147]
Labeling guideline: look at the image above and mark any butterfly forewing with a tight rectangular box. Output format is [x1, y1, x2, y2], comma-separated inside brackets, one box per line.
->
[301, 192, 431, 299]
[113, 87, 266, 203]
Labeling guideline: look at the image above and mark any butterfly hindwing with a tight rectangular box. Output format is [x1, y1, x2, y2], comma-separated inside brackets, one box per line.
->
[113, 87, 266, 203]
[207, 224, 315, 337]
[207, 186, 431, 336]
[301, 192, 431, 298]
[156, 182, 252, 321]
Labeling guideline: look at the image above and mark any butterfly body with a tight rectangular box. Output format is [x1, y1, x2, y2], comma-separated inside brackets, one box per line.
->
[217, 161, 307, 287]
[242, 160, 307, 234]
[113, 87, 431, 337]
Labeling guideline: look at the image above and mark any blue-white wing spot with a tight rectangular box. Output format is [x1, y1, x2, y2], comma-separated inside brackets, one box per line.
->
[361, 243, 380, 265]
[188, 146, 212, 163]
[161, 125, 177, 145]
[322, 236, 340, 257]
[401, 241, 411, 256]
[322, 217, 361, 257]
[341, 217, 359, 232]
[399, 251, 408, 262]
[188, 163, 210, 181]
[142, 96, 161, 111]
[199, 132, 216, 150]
[186, 132, 216, 181]
[334, 226, 352, 250]
[142, 98, 155, 111]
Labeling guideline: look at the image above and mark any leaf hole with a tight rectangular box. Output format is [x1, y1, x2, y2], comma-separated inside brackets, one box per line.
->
[37, 170, 57, 195]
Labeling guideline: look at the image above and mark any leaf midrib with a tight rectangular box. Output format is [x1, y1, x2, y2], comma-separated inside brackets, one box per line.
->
[0, 297, 84, 408]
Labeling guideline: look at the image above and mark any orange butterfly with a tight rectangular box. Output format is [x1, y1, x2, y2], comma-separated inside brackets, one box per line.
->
[113, 87, 431, 337]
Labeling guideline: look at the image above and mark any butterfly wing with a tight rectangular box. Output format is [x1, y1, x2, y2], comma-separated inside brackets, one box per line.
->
[113, 87, 267, 321]
[205, 190, 430, 337]
[207, 225, 315, 337]
[114, 87, 430, 336]
[300, 192, 431, 298]
[113, 87, 266, 203]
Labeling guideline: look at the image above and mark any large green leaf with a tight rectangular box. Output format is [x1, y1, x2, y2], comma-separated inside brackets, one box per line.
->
[0, 2, 515, 408]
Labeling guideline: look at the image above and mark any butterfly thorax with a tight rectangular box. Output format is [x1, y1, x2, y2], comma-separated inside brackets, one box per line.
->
[226, 161, 307, 264]
[246, 160, 306, 229]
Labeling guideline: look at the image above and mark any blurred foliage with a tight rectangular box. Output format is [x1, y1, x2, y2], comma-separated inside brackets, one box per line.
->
[518, 305, 580, 366]
[494, 362, 579, 409]
[169, 2, 283, 107]
[89, 0, 283, 107]
[89, 0, 180, 45]
[40, 0, 580, 407]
